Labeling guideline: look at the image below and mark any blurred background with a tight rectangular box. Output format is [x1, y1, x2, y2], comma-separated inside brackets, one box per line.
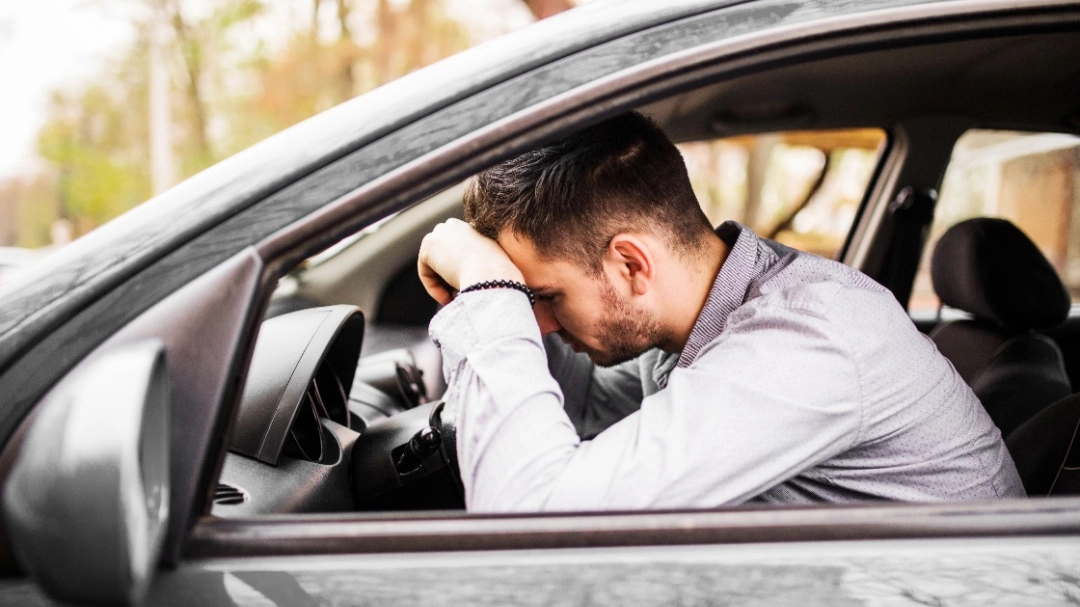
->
[1, 0, 1077, 309]
[0, 0, 564, 251]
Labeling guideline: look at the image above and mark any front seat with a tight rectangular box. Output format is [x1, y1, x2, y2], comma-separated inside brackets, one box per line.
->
[1006, 392, 1080, 496]
[930, 217, 1072, 436]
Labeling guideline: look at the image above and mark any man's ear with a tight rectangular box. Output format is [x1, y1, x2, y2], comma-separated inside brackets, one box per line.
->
[605, 234, 654, 296]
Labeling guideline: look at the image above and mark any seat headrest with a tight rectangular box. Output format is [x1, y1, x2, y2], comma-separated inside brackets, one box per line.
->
[931, 217, 1070, 329]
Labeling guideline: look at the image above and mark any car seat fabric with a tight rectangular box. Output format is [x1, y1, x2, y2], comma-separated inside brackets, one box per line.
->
[931, 217, 1070, 329]
[930, 218, 1072, 436]
[1007, 392, 1080, 496]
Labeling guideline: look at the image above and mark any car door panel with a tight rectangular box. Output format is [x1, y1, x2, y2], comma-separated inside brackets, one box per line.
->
[8, 535, 1073, 606]
[154, 536, 1080, 606]
[0, 249, 265, 569]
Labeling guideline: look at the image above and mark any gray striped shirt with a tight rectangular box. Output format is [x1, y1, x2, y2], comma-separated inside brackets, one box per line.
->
[431, 222, 1025, 511]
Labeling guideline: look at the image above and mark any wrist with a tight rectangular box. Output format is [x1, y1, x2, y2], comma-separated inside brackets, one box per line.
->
[458, 279, 535, 307]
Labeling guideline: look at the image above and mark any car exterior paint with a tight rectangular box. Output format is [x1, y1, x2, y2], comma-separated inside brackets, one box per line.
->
[1, 0, 1079, 604]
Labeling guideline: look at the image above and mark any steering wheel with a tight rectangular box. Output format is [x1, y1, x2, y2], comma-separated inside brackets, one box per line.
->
[350, 400, 464, 510]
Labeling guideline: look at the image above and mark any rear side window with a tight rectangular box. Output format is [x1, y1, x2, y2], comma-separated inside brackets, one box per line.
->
[678, 128, 887, 259]
[909, 130, 1080, 312]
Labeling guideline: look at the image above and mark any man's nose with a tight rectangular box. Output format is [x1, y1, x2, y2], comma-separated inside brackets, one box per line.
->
[534, 301, 561, 335]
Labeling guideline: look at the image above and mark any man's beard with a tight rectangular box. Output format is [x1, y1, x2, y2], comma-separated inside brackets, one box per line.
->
[565, 277, 662, 368]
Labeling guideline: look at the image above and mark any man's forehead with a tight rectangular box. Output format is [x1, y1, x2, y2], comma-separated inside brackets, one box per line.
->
[497, 230, 545, 264]
[497, 230, 580, 287]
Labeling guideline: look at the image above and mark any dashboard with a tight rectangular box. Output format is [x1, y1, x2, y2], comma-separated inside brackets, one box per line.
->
[213, 305, 461, 516]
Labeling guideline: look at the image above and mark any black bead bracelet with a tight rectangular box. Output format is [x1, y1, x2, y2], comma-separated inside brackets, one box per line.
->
[458, 279, 535, 307]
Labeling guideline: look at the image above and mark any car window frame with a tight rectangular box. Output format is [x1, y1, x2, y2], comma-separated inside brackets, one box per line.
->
[174, 0, 1080, 562]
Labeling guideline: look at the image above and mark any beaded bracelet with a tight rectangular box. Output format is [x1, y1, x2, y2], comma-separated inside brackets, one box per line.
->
[458, 279, 535, 307]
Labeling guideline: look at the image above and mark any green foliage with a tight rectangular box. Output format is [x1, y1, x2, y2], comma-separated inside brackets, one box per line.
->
[4, 0, 504, 246]
[37, 85, 152, 232]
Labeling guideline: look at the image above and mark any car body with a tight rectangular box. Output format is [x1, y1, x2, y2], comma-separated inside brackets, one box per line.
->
[1, 0, 1080, 604]
[0, 248, 37, 287]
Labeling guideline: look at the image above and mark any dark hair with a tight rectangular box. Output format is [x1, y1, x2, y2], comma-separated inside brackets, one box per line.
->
[465, 112, 713, 273]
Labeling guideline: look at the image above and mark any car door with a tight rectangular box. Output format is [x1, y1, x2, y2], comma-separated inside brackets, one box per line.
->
[2, 0, 1080, 605]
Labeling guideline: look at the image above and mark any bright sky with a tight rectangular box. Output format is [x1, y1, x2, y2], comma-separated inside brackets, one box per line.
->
[0, 1, 135, 180]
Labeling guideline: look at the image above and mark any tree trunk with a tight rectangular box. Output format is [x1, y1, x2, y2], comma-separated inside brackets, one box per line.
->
[405, 0, 432, 70]
[335, 0, 355, 102]
[743, 136, 777, 228]
[374, 0, 395, 85]
[166, 1, 213, 164]
[149, 17, 175, 195]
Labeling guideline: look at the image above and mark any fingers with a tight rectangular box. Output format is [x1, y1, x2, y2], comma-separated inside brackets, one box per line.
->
[418, 232, 455, 306]
[416, 219, 525, 306]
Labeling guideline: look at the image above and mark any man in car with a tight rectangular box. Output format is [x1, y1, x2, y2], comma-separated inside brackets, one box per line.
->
[417, 111, 1024, 511]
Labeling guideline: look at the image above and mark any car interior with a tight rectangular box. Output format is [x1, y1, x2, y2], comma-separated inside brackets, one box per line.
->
[210, 25, 1080, 517]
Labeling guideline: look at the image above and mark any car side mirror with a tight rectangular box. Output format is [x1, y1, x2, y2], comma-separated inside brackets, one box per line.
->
[3, 339, 170, 605]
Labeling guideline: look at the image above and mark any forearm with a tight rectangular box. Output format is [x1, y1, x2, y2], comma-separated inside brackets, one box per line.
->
[432, 291, 581, 511]
[544, 334, 648, 439]
[433, 295, 864, 512]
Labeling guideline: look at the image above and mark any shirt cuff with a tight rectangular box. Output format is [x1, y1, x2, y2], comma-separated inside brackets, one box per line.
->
[429, 288, 543, 367]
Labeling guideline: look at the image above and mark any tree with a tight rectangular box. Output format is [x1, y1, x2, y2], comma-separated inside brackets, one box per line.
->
[520, 0, 573, 19]
[36, 78, 153, 236]
[237, 0, 472, 147]
[13, 0, 525, 245]
[157, 0, 265, 173]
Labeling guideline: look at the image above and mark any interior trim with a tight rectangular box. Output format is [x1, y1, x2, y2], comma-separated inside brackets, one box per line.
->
[846, 126, 909, 269]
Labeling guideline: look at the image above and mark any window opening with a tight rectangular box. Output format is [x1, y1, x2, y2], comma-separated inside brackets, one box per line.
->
[678, 128, 886, 259]
[909, 130, 1080, 313]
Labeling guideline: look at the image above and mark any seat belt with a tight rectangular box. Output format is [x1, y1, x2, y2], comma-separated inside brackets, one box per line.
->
[877, 186, 937, 306]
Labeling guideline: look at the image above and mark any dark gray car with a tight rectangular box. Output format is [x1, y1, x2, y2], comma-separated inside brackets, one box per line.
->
[1, 0, 1079, 604]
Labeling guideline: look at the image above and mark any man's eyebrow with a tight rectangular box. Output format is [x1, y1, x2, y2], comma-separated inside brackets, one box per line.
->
[531, 285, 559, 296]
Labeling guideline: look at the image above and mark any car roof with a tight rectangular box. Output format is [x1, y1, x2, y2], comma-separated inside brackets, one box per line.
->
[646, 29, 1080, 142]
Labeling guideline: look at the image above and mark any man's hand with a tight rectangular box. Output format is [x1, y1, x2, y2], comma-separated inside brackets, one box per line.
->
[418, 218, 525, 305]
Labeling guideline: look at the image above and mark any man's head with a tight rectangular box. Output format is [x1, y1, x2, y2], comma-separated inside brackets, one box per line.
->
[465, 111, 712, 273]
[464, 112, 720, 367]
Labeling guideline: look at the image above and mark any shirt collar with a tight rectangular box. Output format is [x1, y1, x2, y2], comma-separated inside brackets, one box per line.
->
[672, 221, 760, 374]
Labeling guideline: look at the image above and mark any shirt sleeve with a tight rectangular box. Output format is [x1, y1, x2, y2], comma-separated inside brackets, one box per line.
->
[543, 334, 646, 439]
[430, 288, 863, 512]
[430, 289, 580, 511]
